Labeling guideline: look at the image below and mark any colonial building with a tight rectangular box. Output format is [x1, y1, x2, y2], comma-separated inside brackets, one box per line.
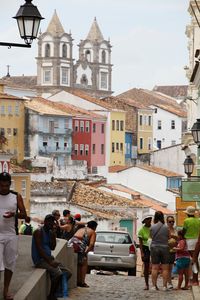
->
[36, 11, 113, 98]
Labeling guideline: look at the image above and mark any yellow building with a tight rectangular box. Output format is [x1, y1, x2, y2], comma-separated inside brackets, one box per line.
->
[110, 110, 126, 166]
[11, 165, 31, 217]
[0, 92, 25, 163]
[137, 108, 153, 155]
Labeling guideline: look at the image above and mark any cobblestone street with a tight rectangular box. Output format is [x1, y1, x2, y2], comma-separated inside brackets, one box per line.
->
[68, 274, 193, 300]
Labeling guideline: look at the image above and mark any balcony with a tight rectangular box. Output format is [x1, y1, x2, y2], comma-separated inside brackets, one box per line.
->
[39, 146, 72, 156]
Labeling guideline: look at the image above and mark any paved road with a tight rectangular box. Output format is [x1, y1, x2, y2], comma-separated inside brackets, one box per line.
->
[67, 274, 193, 300]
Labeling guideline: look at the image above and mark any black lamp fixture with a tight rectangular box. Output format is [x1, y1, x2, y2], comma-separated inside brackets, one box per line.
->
[0, 0, 44, 48]
[191, 118, 200, 147]
[183, 155, 194, 177]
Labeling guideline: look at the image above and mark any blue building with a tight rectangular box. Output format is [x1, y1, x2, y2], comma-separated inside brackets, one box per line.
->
[125, 131, 133, 162]
[25, 98, 73, 166]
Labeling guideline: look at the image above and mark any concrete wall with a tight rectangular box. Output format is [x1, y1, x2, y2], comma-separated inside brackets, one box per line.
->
[13, 236, 77, 300]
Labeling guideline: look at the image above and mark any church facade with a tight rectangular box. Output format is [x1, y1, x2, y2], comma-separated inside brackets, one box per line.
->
[36, 11, 113, 98]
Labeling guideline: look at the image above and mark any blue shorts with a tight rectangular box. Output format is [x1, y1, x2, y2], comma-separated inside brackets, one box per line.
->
[172, 257, 190, 273]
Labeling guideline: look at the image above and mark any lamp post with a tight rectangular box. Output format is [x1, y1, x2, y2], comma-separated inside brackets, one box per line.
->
[191, 118, 200, 177]
[183, 155, 195, 178]
[0, 0, 44, 48]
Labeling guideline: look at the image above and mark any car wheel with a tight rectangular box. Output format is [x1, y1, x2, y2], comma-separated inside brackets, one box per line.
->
[87, 266, 92, 274]
[128, 267, 136, 276]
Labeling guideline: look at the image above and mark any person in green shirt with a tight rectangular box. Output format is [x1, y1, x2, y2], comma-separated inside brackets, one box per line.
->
[183, 206, 200, 285]
[138, 214, 152, 290]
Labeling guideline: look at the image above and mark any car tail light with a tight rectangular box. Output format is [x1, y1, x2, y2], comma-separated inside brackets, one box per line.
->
[129, 244, 135, 254]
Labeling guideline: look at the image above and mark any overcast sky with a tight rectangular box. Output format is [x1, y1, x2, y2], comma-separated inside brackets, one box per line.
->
[0, 0, 190, 95]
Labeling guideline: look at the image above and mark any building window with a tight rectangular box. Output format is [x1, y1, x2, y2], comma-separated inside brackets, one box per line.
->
[1, 105, 5, 115]
[13, 128, 18, 136]
[54, 121, 59, 128]
[112, 142, 115, 153]
[171, 120, 175, 129]
[157, 120, 162, 130]
[43, 68, 51, 84]
[21, 180, 26, 198]
[139, 138, 143, 149]
[85, 144, 89, 156]
[157, 140, 161, 149]
[148, 137, 152, 150]
[85, 50, 91, 61]
[120, 121, 124, 131]
[102, 50, 106, 63]
[80, 121, 84, 132]
[74, 144, 78, 155]
[15, 103, 19, 116]
[8, 106, 12, 115]
[139, 115, 143, 126]
[92, 144, 96, 154]
[0, 128, 5, 136]
[171, 140, 176, 146]
[62, 44, 67, 58]
[112, 120, 115, 130]
[75, 120, 79, 132]
[116, 120, 119, 131]
[120, 143, 123, 152]
[7, 128, 11, 135]
[101, 124, 104, 133]
[45, 43, 50, 57]
[93, 123, 96, 133]
[81, 74, 88, 85]
[80, 144, 84, 155]
[100, 72, 108, 89]
[116, 142, 119, 152]
[61, 67, 69, 85]
[85, 121, 90, 132]
[148, 115, 152, 126]
[101, 144, 104, 154]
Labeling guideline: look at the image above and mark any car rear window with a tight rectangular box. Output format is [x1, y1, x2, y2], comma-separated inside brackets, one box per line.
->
[96, 232, 132, 244]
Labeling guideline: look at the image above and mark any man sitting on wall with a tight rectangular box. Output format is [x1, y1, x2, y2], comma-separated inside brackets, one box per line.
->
[31, 214, 72, 300]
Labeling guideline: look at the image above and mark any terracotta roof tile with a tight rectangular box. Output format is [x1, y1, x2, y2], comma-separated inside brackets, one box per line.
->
[153, 85, 188, 98]
[117, 88, 187, 117]
[0, 76, 37, 89]
[101, 184, 174, 215]
[0, 93, 24, 101]
[109, 164, 183, 177]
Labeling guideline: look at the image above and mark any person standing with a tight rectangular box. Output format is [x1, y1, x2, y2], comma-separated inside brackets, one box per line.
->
[19, 216, 34, 235]
[52, 210, 62, 238]
[183, 206, 200, 285]
[150, 211, 170, 291]
[138, 214, 152, 290]
[31, 214, 72, 300]
[68, 220, 98, 287]
[166, 215, 178, 289]
[0, 172, 27, 300]
[172, 229, 190, 290]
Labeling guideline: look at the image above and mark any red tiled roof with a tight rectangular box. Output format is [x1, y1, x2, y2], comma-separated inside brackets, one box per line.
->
[153, 85, 188, 98]
[109, 164, 183, 177]
[0, 93, 24, 101]
[117, 88, 187, 118]
[101, 184, 174, 215]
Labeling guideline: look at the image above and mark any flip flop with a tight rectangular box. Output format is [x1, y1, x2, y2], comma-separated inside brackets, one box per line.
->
[79, 283, 89, 288]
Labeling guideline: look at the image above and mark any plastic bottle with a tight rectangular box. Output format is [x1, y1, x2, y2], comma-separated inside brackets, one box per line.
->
[62, 272, 68, 299]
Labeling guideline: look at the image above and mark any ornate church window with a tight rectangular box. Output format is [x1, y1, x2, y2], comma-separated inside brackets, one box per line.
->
[85, 50, 91, 61]
[102, 50, 106, 63]
[45, 43, 50, 57]
[100, 72, 107, 89]
[81, 74, 88, 86]
[62, 44, 67, 58]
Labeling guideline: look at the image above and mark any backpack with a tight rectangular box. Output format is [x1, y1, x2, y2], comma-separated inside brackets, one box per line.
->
[23, 224, 32, 235]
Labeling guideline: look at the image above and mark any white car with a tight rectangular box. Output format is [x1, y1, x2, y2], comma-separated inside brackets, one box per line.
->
[88, 230, 137, 276]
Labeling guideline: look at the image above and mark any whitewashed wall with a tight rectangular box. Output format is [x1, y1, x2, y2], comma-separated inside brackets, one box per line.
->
[107, 167, 176, 210]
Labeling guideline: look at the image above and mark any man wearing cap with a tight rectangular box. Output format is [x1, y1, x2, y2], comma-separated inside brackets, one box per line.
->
[0, 172, 27, 300]
[183, 206, 200, 285]
[32, 214, 72, 300]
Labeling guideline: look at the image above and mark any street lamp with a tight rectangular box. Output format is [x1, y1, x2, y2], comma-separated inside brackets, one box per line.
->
[191, 118, 200, 147]
[183, 155, 194, 177]
[0, 0, 44, 48]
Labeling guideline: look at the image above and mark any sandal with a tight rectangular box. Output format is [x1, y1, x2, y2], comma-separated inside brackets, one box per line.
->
[181, 287, 191, 290]
[79, 283, 89, 288]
